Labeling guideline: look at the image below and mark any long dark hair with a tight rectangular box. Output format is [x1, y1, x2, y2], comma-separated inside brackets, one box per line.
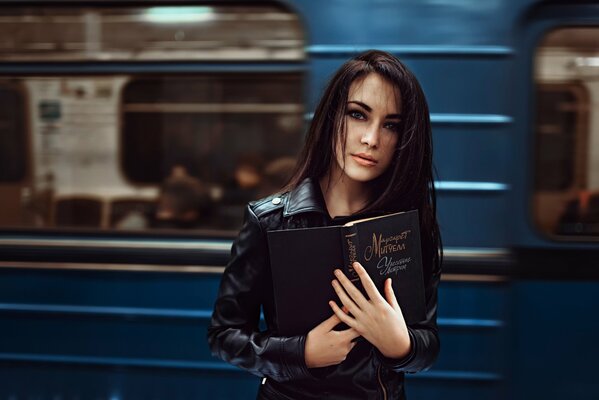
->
[286, 49, 442, 275]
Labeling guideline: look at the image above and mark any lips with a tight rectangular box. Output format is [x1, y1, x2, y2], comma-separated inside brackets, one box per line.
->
[351, 153, 378, 167]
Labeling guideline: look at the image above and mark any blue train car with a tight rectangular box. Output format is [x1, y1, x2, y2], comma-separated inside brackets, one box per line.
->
[0, 0, 597, 399]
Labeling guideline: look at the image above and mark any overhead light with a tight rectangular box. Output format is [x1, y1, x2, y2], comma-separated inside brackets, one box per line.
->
[144, 7, 215, 24]
[574, 56, 599, 68]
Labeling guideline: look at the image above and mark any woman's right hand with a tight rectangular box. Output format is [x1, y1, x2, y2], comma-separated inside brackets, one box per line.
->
[304, 313, 360, 368]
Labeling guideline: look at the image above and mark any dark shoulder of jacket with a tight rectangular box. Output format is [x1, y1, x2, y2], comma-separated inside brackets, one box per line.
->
[248, 192, 288, 220]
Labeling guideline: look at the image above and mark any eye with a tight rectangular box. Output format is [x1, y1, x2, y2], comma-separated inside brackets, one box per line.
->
[384, 121, 401, 133]
[347, 110, 366, 120]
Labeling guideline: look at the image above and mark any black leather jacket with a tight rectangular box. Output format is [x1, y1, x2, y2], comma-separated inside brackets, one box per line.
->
[208, 178, 440, 399]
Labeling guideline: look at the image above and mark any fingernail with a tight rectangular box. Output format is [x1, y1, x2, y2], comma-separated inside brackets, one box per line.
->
[334, 269, 341, 276]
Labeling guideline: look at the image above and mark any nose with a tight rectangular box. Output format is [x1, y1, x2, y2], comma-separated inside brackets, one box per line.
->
[360, 123, 379, 148]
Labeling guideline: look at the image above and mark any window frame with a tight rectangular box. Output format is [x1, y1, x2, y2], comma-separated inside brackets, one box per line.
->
[0, 2, 307, 246]
[0, 80, 28, 184]
[530, 25, 599, 243]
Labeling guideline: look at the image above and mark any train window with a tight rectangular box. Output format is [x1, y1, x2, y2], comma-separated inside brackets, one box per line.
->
[121, 74, 304, 230]
[533, 27, 599, 238]
[0, 5, 303, 61]
[121, 74, 303, 183]
[0, 84, 26, 182]
[0, 4, 305, 233]
[534, 84, 587, 192]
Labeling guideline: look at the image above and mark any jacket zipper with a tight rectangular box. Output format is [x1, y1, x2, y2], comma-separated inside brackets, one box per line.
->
[377, 364, 388, 400]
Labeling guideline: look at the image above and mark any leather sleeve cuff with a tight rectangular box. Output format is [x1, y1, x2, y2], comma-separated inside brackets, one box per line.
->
[374, 328, 418, 371]
[277, 334, 314, 382]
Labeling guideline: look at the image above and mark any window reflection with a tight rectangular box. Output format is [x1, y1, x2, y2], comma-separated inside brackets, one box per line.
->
[120, 74, 303, 230]
[0, 73, 303, 233]
[534, 27, 599, 238]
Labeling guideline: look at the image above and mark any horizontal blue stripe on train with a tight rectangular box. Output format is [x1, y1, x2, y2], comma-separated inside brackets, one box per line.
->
[430, 114, 513, 124]
[0, 353, 501, 381]
[0, 303, 503, 328]
[437, 318, 503, 328]
[435, 182, 509, 191]
[307, 45, 514, 57]
[409, 370, 502, 381]
[304, 112, 513, 125]
[0, 244, 510, 260]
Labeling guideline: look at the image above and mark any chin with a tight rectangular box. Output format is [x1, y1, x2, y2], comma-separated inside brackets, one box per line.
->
[342, 165, 385, 183]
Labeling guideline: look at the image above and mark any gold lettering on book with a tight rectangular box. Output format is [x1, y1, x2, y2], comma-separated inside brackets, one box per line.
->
[377, 256, 411, 276]
[345, 236, 359, 281]
[364, 230, 410, 261]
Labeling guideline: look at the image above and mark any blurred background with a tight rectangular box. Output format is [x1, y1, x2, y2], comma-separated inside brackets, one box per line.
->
[0, 1, 597, 399]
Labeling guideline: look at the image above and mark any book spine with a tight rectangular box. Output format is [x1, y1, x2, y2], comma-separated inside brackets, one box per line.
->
[341, 226, 360, 283]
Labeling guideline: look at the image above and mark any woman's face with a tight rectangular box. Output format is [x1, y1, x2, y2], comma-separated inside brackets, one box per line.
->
[333, 73, 402, 184]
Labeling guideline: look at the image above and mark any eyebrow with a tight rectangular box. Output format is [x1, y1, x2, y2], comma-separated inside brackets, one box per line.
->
[347, 100, 402, 119]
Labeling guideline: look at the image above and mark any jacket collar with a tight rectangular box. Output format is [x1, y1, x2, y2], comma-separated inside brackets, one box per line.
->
[283, 178, 328, 217]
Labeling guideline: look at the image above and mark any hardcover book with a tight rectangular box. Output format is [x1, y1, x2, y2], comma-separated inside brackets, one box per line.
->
[267, 209, 426, 336]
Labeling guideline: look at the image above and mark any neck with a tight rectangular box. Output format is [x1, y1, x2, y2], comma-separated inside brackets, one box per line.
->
[319, 166, 372, 218]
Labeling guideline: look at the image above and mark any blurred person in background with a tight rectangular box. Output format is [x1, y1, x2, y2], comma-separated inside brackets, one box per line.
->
[151, 165, 214, 229]
[222, 154, 265, 205]
[257, 156, 297, 198]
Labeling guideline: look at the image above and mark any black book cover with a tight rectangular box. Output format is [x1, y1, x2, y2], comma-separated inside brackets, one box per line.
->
[267, 210, 426, 336]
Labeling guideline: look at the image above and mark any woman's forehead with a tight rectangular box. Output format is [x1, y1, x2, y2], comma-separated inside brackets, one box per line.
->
[348, 73, 402, 114]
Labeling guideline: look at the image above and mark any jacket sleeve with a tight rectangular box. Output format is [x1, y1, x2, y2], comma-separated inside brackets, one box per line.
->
[207, 204, 313, 382]
[375, 257, 441, 373]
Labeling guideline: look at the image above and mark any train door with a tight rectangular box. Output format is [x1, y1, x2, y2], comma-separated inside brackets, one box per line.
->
[0, 81, 31, 226]
[511, 3, 599, 399]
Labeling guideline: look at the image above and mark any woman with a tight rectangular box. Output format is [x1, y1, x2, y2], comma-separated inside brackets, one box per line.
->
[208, 50, 442, 400]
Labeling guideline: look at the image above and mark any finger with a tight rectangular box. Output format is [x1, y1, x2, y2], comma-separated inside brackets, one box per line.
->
[332, 279, 363, 317]
[329, 300, 357, 329]
[339, 327, 361, 342]
[385, 278, 401, 312]
[354, 262, 384, 303]
[319, 312, 342, 331]
[333, 269, 369, 309]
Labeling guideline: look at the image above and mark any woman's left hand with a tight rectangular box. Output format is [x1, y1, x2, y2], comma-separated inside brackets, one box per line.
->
[329, 262, 411, 359]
